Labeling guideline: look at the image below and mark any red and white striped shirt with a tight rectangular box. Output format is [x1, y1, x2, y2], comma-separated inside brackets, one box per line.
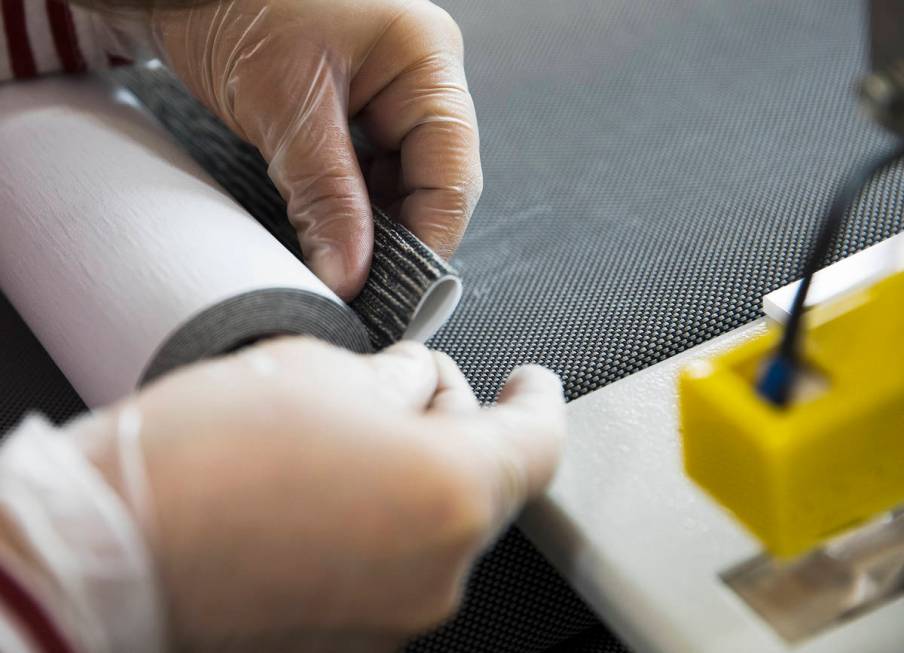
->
[0, 0, 123, 81]
[0, 6, 101, 649]
[2, 6, 149, 651]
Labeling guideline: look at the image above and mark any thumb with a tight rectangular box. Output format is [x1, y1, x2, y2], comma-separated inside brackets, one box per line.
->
[451, 365, 566, 533]
[368, 341, 440, 411]
[488, 366, 567, 515]
[233, 52, 374, 301]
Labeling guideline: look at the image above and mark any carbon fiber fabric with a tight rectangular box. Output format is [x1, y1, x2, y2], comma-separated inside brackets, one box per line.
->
[550, 627, 633, 653]
[3, 0, 904, 651]
[425, 0, 902, 404]
[0, 293, 83, 433]
[140, 289, 373, 386]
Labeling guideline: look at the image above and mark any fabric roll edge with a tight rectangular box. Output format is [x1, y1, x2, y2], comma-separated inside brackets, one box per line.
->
[138, 207, 463, 388]
[140, 288, 373, 387]
[353, 208, 462, 348]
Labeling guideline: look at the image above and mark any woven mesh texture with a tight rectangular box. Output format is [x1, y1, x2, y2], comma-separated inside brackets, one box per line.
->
[428, 0, 902, 405]
[0, 293, 84, 435]
[2, 0, 904, 651]
[549, 626, 633, 653]
[407, 529, 603, 653]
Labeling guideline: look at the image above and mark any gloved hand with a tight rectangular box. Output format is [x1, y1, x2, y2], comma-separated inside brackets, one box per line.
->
[69, 338, 564, 652]
[146, 0, 482, 300]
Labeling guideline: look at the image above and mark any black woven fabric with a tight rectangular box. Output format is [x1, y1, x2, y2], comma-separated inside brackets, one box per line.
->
[406, 529, 603, 652]
[0, 293, 84, 434]
[140, 289, 373, 386]
[549, 626, 633, 653]
[426, 0, 902, 405]
[3, 0, 904, 651]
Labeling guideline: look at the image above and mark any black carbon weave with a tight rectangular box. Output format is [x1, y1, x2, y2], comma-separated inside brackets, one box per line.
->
[140, 289, 372, 386]
[356, 207, 458, 346]
[4, 1, 904, 652]
[0, 292, 83, 433]
[110, 66, 458, 351]
[405, 529, 603, 652]
[549, 626, 633, 653]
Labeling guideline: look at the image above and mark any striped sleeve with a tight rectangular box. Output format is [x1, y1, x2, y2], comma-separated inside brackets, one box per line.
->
[0, 0, 127, 82]
[0, 563, 77, 653]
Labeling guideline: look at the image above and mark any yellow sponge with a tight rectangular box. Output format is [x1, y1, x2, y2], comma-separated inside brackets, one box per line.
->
[679, 270, 904, 558]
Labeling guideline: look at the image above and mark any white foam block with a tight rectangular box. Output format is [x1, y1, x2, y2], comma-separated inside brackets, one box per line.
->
[763, 233, 904, 322]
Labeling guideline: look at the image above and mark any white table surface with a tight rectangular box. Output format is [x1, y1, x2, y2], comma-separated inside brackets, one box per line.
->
[519, 319, 904, 653]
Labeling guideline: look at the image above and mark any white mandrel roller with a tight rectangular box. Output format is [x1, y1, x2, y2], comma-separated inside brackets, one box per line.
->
[0, 76, 370, 407]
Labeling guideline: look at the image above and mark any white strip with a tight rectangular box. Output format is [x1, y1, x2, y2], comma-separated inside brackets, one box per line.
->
[114, 405, 157, 537]
[762, 232, 904, 322]
[23, 0, 60, 75]
[70, 6, 106, 71]
[0, 12, 13, 81]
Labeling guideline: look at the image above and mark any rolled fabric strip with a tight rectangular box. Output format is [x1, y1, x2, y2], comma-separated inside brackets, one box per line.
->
[140, 288, 371, 387]
[355, 210, 463, 345]
[112, 64, 462, 350]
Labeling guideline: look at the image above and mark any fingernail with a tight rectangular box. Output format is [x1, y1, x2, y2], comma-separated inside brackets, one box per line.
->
[378, 342, 434, 383]
[510, 365, 565, 397]
[373, 342, 437, 406]
[384, 340, 430, 360]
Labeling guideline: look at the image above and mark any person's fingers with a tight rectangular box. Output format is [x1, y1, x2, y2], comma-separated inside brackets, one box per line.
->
[428, 352, 479, 415]
[368, 341, 441, 411]
[225, 337, 439, 413]
[231, 46, 373, 301]
[401, 107, 481, 259]
[474, 366, 566, 526]
[269, 92, 373, 300]
[354, 3, 482, 258]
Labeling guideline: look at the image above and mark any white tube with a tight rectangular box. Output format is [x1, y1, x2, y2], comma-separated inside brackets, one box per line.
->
[0, 75, 368, 408]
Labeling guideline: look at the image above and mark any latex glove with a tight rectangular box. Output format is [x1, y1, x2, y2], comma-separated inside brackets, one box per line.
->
[71, 338, 564, 652]
[147, 0, 482, 300]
